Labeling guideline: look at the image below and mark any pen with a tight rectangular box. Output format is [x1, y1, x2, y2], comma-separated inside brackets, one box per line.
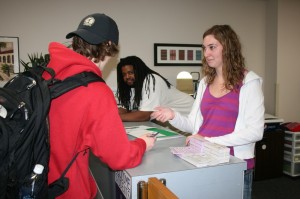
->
[126, 126, 138, 129]
[149, 132, 159, 137]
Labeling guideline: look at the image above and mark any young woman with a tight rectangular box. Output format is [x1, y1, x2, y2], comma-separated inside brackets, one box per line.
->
[151, 25, 265, 199]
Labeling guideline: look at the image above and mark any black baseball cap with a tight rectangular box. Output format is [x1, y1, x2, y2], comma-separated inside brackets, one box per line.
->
[66, 13, 119, 45]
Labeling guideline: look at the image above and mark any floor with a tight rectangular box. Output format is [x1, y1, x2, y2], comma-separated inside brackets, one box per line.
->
[252, 174, 300, 199]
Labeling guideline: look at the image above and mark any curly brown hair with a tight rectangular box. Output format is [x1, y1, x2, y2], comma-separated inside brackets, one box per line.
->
[71, 36, 119, 63]
[202, 25, 245, 90]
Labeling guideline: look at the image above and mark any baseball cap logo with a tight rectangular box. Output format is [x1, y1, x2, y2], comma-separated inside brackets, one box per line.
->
[66, 13, 119, 45]
[83, 17, 95, 27]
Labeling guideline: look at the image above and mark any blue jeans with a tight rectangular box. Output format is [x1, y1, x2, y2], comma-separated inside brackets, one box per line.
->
[244, 169, 253, 199]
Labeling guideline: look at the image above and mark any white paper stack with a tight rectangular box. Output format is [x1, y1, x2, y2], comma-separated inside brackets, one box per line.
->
[200, 139, 230, 164]
[170, 137, 230, 167]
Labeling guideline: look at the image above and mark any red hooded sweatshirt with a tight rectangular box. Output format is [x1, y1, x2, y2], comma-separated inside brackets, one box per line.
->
[44, 42, 146, 199]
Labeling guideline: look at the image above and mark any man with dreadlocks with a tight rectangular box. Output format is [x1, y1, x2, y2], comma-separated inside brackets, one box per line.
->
[116, 56, 194, 122]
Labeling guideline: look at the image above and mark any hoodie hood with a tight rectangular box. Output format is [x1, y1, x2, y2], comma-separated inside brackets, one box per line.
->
[44, 42, 102, 80]
[243, 71, 262, 85]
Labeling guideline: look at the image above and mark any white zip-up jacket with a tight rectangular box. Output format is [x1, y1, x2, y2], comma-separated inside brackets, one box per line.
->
[170, 71, 265, 160]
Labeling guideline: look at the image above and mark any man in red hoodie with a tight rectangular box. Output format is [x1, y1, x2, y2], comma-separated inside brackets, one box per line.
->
[45, 13, 156, 199]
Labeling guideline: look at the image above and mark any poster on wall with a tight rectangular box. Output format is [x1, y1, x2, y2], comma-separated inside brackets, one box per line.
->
[154, 43, 202, 66]
[0, 36, 20, 83]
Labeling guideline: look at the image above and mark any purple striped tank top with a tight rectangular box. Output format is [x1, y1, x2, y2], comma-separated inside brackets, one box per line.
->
[198, 85, 254, 169]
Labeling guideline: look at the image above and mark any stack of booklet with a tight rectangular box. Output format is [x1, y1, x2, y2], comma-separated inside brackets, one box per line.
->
[170, 136, 230, 167]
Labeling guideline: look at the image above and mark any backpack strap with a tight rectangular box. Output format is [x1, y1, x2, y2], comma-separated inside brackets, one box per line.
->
[50, 72, 105, 99]
[48, 148, 90, 199]
[61, 148, 90, 178]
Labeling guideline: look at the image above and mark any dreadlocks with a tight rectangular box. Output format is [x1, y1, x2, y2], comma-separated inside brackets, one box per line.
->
[117, 56, 171, 110]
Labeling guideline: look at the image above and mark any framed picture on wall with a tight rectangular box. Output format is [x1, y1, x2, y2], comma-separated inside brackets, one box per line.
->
[154, 43, 202, 66]
[0, 36, 20, 82]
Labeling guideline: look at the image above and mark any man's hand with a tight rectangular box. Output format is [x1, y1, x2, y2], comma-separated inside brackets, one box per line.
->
[118, 107, 129, 114]
[119, 110, 153, 122]
[139, 133, 156, 151]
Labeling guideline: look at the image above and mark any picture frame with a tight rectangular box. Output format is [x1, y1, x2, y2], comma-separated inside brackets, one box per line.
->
[0, 36, 20, 82]
[154, 43, 202, 66]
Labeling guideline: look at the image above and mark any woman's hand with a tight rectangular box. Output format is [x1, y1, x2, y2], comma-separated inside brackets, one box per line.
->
[185, 134, 205, 145]
[150, 106, 175, 123]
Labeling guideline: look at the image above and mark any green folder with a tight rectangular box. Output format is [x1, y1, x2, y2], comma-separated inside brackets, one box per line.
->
[146, 128, 178, 138]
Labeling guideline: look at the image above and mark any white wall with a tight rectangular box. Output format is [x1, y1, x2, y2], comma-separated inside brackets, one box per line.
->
[0, 0, 266, 88]
[9, 0, 300, 121]
[264, 0, 278, 116]
[277, 0, 300, 121]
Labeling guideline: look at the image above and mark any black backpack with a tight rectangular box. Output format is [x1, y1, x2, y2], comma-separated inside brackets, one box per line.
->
[0, 66, 104, 199]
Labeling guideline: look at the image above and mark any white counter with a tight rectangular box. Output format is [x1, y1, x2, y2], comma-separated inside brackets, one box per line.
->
[89, 121, 246, 199]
